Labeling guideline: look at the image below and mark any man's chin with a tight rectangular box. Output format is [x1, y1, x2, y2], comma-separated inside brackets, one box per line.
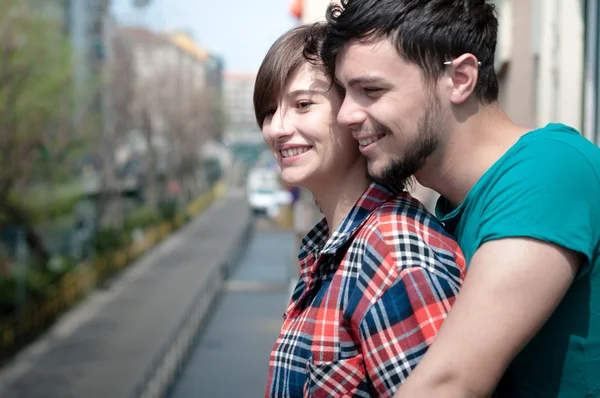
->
[368, 163, 394, 180]
[366, 162, 385, 181]
[368, 161, 413, 193]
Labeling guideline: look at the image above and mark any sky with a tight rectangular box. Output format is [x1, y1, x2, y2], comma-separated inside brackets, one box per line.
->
[112, 0, 298, 73]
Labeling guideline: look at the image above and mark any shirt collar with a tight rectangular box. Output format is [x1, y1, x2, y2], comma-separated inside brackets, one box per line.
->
[299, 182, 396, 260]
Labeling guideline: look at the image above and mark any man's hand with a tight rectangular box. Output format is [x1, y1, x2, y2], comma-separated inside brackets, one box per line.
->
[393, 237, 581, 397]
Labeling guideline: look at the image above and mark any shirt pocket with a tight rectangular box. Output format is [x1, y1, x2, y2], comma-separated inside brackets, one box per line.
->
[304, 354, 368, 397]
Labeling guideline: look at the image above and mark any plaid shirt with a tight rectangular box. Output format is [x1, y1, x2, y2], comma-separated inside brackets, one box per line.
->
[265, 183, 466, 397]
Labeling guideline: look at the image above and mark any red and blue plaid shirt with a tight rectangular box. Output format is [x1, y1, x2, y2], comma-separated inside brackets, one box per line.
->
[265, 183, 466, 397]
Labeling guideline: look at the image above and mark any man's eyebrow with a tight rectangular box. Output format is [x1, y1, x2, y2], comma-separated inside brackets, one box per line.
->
[346, 75, 388, 86]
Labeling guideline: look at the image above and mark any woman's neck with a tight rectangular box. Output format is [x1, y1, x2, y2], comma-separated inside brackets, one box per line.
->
[311, 164, 370, 235]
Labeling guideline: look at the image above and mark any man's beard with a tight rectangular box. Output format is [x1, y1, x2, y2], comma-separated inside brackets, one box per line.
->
[370, 95, 442, 192]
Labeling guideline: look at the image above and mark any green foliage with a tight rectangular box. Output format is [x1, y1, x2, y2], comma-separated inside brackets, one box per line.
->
[158, 200, 179, 221]
[0, 0, 101, 230]
[8, 183, 86, 223]
[0, 255, 78, 316]
[124, 206, 160, 232]
[91, 228, 130, 255]
[31, 193, 85, 222]
[0, 278, 19, 316]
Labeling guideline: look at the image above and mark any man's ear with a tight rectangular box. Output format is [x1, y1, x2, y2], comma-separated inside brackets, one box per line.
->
[446, 53, 479, 105]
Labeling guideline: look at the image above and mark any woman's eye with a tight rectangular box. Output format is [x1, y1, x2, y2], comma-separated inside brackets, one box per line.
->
[264, 107, 276, 118]
[297, 101, 312, 110]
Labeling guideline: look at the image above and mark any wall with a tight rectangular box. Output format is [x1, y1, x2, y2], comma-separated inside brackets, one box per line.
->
[535, 0, 585, 131]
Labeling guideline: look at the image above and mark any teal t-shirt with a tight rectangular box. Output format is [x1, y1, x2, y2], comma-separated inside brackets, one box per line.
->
[436, 123, 600, 397]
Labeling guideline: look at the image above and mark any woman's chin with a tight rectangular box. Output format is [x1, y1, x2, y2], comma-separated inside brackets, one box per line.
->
[281, 173, 308, 189]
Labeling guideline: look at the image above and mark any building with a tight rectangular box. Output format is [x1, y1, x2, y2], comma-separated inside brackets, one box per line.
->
[65, 0, 111, 118]
[223, 72, 263, 143]
[583, 0, 600, 145]
[170, 31, 225, 140]
[114, 27, 221, 140]
[108, 26, 225, 202]
[492, 0, 600, 146]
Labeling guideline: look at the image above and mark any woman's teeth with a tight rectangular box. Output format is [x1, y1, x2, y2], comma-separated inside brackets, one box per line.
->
[281, 147, 310, 158]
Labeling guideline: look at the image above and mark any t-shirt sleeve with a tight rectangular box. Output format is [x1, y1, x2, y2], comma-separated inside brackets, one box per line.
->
[476, 139, 599, 264]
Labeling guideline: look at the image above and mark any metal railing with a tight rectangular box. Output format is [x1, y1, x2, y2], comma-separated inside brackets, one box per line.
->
[128, 205, 252, 398]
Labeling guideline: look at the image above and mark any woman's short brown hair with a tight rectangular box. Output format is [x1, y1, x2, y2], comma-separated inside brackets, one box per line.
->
[253, 22, 327, 129]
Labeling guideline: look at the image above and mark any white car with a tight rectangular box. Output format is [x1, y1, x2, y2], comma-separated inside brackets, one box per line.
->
[246, 167, 292, 218]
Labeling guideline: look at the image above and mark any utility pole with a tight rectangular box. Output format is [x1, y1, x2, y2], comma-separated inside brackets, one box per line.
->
[99, 8, 123, 228]
[70, 0, 89, 132]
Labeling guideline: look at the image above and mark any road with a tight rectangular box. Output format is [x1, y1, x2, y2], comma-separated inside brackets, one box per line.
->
[169, 217, 295, 398]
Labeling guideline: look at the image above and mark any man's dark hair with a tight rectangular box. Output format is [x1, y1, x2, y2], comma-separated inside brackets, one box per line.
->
[318, 0, 499, 102]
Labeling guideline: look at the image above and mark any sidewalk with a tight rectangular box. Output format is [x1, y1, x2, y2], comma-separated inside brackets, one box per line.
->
[169, 220, 294, 398]
[0, 188, 251, 398]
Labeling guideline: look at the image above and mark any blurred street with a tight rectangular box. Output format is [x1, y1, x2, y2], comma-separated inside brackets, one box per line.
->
[0, 0, 599, 397]
[169, 218, 294, 398]
[0, 188, 257, 398]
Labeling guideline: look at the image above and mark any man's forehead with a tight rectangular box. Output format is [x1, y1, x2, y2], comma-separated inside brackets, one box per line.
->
[339, 37, 393, 57]
[335, 38, 400, 80]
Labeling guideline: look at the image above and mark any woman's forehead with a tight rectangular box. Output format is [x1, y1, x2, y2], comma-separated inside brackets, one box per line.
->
[285, 64, 330, 93]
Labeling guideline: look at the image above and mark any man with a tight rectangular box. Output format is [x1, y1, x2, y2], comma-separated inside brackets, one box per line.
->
[315, 0, 600, 397]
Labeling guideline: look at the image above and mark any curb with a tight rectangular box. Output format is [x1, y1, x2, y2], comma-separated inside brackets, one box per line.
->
[127, 203, 253, 398]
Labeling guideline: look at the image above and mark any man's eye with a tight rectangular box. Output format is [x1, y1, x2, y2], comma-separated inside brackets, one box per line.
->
[363, 87, 382, 94]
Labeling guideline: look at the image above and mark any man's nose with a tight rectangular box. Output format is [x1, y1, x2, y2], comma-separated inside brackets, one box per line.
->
[337, 95, 366, 130]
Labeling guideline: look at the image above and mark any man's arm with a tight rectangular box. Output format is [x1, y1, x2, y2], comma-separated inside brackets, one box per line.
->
[393, 237, 581, 398]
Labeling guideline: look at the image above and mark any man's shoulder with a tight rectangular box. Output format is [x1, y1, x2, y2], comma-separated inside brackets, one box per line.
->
[517, 123, 600, 166]
[481, 124, 600, 194]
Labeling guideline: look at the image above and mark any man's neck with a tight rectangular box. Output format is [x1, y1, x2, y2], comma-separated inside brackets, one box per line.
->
[419, 103, 533, 208]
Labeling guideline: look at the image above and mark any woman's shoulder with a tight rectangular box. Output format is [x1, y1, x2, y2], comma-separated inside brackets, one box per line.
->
[360, 192, 460, 251]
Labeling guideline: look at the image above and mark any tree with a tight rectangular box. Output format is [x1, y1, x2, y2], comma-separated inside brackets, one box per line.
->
[169, 85, 216, 197]
[114, 28, 223, 208]
[0, 0, 99, 266]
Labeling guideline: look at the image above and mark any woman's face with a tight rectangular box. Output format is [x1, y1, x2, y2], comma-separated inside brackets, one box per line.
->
[261, 62, 363, 192]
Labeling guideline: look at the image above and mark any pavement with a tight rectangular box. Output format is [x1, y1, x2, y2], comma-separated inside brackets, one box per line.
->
[0, 188, 252, 398]
[168, 218, 295, 398]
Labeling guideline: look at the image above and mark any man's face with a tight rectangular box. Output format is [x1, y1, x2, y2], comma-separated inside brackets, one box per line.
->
[335, 38, 445, 190]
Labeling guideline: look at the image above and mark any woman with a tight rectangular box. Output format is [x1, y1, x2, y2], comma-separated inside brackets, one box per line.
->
[254, 23, 465, 398]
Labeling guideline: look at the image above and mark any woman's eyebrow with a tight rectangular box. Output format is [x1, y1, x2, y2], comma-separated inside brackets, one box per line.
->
[287, 89, 326, 97]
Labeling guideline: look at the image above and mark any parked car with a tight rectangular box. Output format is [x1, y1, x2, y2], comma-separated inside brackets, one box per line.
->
[246, 166, 292, 218]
